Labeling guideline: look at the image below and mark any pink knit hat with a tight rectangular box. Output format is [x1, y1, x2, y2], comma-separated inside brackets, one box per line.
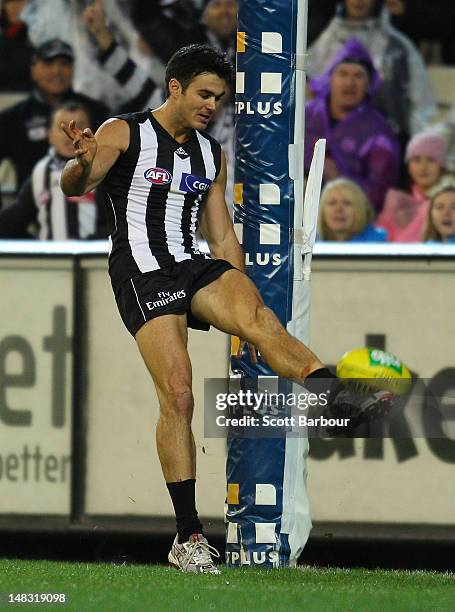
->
[405, 132, 447, 167]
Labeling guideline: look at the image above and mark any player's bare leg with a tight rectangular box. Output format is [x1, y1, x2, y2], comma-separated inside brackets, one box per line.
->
[135, 313, 220, 573]
[190, 268, 323, 380]
[135, 314, 195, 482]
[191, 269, 395, 432]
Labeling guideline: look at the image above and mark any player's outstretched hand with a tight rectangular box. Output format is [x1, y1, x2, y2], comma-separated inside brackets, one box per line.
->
[61, 120, 97, 168]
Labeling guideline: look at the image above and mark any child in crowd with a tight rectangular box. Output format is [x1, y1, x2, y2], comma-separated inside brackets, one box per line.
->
[317, 178, 387, 242]
[423, 186, 455, 244]
[376, 131, 448, 242]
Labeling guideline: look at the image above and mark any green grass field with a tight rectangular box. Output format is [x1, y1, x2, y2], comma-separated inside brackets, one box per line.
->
[1, 560, 454, 611]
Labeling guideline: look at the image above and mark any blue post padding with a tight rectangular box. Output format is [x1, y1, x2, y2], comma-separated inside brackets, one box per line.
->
[226, 0, 298, 568]
[233, 1, 296, 323]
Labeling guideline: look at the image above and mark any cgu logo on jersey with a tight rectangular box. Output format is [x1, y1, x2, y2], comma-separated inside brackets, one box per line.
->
[179, 173, 212, 195]
[144, 167, 173, 185]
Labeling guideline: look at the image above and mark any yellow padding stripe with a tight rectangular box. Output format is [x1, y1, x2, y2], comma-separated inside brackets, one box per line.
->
[227, 483, 240, 504]
[237, 32, 246, 53]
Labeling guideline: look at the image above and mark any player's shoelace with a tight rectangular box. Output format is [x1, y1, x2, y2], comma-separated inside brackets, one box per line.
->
[181, 538, 220, 572]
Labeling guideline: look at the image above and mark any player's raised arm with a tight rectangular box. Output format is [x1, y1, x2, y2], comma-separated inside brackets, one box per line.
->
[198, 150, 244, 271]
[60, 117, 129, 196]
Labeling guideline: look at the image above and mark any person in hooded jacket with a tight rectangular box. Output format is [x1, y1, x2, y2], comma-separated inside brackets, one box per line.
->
[305, 38, 400, 212]
[307, 0, 436, 146]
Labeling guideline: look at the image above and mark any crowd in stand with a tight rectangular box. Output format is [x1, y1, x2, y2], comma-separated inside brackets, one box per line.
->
[0, 0, 453, 244]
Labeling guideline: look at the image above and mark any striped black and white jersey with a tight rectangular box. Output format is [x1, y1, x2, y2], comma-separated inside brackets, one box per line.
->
[104, 111, 222, 289]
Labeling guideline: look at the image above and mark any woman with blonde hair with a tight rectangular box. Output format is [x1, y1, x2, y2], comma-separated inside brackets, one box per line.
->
[423, 185, 455, 244]
[318, 178, 388, 242]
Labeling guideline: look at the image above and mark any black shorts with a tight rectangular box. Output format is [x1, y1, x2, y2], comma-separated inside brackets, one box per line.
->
[113, 258, 235, 337]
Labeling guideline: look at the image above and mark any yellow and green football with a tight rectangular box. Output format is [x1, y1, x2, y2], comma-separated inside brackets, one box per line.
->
[336, 348, 412, 395]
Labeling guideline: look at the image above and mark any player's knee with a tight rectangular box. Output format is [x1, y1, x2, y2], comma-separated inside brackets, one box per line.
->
[160, 383, 194, 420]
[243, 304, 282, 343]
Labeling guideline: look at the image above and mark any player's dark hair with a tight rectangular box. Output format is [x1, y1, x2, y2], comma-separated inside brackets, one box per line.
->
[49, 100, 92, 128]
[165, 44, 234, 96]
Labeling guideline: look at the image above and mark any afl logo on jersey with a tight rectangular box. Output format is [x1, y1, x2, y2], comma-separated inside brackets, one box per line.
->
[179, 173, 212, 194]
[144, 167, 172, 185]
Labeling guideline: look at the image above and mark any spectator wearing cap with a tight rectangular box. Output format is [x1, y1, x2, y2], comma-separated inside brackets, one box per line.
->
[376, 131, 449, 241]
[307, 0, 437, 146]
[0, 39, 108, 202]
[18, 0, 163, 112]
[305, 38, 400, 211]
